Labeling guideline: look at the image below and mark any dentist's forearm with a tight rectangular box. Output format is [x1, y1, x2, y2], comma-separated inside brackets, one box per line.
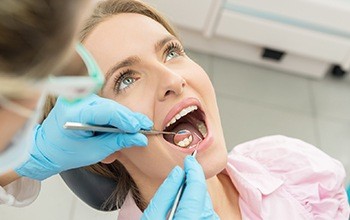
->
[0, 169, 20, 187]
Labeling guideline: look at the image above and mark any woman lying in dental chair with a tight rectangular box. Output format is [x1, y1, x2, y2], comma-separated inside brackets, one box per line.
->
[43, 0, 350, 219]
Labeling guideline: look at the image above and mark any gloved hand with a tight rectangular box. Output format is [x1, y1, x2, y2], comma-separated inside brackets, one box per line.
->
[15, 94, 153, 180]
[142, 156, 219, 220]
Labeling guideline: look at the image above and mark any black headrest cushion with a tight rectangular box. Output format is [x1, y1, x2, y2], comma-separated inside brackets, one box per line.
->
[60, 167, 117, 211]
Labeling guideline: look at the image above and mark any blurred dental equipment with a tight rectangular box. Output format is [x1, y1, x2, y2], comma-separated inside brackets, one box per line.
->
[42, 44, 104, 102]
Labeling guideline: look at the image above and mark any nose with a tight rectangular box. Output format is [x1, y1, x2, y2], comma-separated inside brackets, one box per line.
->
[157, 67, 186, 101]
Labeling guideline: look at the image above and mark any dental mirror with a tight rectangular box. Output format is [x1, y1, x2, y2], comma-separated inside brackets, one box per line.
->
[173, 129, 193, 148]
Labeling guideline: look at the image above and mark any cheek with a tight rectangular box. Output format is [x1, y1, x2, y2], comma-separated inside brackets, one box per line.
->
[106, 85, 155, 119]
[120, 137, 182, 179]
[187, 64, 219, 124]
[186, 63, 215, 97]
[201, 148, 228, 178]
[198, 111, 227, 179]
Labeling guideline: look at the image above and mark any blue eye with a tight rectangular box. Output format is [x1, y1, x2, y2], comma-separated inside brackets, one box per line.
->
[114, 70, 139, 93]
[166, 50, 180, 62]
[164, 42, 185, 62]
[119, 76, 136, 90]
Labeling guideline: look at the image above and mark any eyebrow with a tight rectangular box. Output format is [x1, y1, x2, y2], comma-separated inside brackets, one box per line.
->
[154, 35, 177, 53]
[105, 56, 141, 85]
[104, 35, 177, 85]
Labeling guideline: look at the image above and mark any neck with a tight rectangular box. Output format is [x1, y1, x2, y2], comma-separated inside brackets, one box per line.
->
[207, 172, 241, 220]
[134, 176, 163, 211]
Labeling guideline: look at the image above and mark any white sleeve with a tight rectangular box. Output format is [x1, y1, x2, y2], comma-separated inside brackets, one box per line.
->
[0, 177, 40, 207]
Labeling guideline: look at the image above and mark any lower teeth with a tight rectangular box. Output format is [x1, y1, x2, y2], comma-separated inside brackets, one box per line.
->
[197, 121, 207, 138]
[174, 130, 193, 148]
[172, 122, 207, 148]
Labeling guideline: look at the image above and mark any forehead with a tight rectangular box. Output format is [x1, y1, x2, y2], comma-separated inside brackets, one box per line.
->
[84, 13, 171, 60]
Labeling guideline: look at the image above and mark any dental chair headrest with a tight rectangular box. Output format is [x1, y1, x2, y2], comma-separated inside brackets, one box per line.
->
[60, 167, 117, 211]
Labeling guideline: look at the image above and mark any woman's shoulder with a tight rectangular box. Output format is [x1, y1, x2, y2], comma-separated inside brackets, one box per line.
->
[229, 135, 346, 180]
[228, 135, 349, 219]
[231, 135, 321, 155]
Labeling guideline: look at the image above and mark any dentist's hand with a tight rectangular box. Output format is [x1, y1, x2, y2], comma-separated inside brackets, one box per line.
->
[142, 156, 219, 220]
[15, 94, 153, 180]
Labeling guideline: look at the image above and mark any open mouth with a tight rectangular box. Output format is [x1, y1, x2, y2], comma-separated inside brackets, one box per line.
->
[163, 104, 208, 149]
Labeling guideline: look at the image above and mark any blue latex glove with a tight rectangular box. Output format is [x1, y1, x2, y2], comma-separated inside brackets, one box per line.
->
[15, 94, 153, 180]
[142, 156, 219, 219]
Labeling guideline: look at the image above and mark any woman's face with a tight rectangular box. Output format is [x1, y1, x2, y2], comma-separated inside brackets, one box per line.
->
[84, 13, 227, 184]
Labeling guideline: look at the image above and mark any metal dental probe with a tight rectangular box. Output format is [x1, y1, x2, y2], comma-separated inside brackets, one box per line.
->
[167, 148, 198, 220]
[63, 122, 177, 135]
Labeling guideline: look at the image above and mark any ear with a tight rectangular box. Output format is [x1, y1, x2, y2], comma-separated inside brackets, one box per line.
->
[101, 151, 119, 164]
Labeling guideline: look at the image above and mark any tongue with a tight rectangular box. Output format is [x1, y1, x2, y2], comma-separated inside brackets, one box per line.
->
[164, 122, 203, 147]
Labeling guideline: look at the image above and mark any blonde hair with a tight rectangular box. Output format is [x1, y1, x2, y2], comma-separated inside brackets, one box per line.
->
[0, 0, 83, 99]
[80, 0, 178, 42]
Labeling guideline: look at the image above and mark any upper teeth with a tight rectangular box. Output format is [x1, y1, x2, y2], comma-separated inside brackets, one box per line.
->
[165, 105, 198, 128]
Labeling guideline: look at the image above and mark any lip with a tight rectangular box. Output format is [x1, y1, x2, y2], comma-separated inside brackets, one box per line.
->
[161, 97, 214, 154]
[162, 97, 202, 130]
